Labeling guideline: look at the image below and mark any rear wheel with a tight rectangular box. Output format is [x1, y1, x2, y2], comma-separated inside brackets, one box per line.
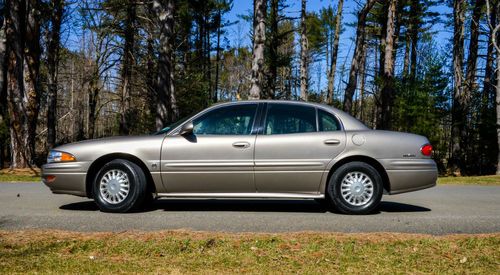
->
[327, 161, 383, 214]
[93, 159, 147, 213]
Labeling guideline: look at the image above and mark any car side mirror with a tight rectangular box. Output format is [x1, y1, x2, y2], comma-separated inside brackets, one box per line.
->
[179, 121, 194, 136]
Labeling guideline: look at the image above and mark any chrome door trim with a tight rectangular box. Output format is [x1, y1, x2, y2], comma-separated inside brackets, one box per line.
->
[156, 192, 325, 199]
[164, 161, 254, 168]
[254, 161, 326, 167]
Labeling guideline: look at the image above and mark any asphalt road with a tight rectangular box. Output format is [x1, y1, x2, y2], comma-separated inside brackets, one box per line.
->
[0, 183, 499, 234]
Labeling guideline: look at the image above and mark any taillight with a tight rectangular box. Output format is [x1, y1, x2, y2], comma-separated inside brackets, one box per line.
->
[421, 144, 433, 156]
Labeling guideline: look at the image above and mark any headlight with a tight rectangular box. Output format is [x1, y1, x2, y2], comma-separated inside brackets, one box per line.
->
[47, 151, 76, 163]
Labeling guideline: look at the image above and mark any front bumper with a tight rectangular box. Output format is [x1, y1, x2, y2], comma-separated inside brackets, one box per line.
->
[41, 161, 90, 197]
[379, 159, 438, 194]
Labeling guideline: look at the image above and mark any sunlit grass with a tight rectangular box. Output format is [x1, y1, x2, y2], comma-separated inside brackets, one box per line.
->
[0, 230, 498, 274]
[0, 169, 40, 182]
[437, 175, 500, 185]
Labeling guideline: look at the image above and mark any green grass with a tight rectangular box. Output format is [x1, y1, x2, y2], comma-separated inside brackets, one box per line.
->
[437, 175, 500, 185]
[0, 230, 498, 274]
[0, 174, 40, 182]
[0, 169, 40, 182]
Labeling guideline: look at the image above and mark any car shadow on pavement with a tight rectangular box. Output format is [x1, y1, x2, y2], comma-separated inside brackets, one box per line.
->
[60, 199, 430, 214]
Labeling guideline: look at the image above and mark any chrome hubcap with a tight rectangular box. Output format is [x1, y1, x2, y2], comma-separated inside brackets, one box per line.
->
[340, 172, 374, 206]
[99, 169, 130, 204]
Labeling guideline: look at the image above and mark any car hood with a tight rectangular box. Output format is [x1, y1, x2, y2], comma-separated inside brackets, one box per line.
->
[52, 135, 165, 162]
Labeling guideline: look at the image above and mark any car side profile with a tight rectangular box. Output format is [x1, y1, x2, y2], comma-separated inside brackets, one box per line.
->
[42, 100, 437, 214]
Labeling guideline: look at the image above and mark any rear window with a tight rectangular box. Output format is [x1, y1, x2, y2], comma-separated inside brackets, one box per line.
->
[318, 109, 341, 132]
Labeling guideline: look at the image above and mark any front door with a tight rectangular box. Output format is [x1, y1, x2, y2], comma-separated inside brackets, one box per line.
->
[161, 103, 258, 193]
[254, 104, 346, 194]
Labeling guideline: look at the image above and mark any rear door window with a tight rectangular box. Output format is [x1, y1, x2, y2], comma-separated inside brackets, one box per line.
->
[264, 104, 317, 135]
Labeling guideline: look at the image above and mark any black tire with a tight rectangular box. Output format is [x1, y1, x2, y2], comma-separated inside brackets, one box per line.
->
[93, 159, 148, 213]
[326, 161, 383, 215]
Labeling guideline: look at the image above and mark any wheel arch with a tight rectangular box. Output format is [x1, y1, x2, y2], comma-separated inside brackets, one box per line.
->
[85, 153, 156, 198]
[326, 155, 391, 193]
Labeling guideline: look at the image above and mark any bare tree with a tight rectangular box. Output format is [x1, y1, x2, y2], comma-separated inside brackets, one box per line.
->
[326, 0, 343, 105]
[80, 0, 118, 139]
[299, 0, 308, 101]
[47, 0, 64, 149]
[5, 0, 41, 168]
[154, 0, 177, 130]
[249, 0, 266, 100]
[449, 0, 466, 175]
[343, 0, 377, 113]
[0, 2, 6, 168]
[24, 0, 41, 160]
[119, 0, 136, 135]
[486, 0, 500, 174]
[465, 0, 485, 93]
[376, 0, 397, 130]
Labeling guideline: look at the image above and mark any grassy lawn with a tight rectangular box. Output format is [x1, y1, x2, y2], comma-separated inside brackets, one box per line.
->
[0, 169, 41, 182]
[0, 230, 498, 274]
[437, 175, 500, 185]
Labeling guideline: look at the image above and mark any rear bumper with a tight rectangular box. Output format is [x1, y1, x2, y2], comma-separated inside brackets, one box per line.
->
[41, 162, 90, 197]
[379, 159, 438, 194]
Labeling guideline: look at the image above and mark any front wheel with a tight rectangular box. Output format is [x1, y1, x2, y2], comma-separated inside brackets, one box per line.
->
[93, 159, 148, 213]
[327, 161, 383, 214]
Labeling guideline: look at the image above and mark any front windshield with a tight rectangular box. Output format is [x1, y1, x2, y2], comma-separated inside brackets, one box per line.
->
[154, 116, 191, 135]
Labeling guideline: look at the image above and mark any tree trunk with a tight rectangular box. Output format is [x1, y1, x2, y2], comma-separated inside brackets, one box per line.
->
[119, 0, 136, 135]
[343, 0, 377, 113]
[146, 1, 156, 132]
[249, 0, 266, 100]
[0, 6, 5, 108]
[5, 0, 33, 168]
[214, 8, 222, 103]
[154, 0, 177, 130]
[299, 0, 308, 101]
[24, 0, 41, 161]
[409, 0, 419, 80]
[491, 0, 500, 174]
[357, 43, 368, 120]
[481, 5, 496, 173]
[87, 77, 98, 139]
[327, 0, 344, 105]
[450, 0, 466, 175]
[46, 0, 63, 149]
[0, 10, 5, 169]
[376, 0, 397, 130]
[497, 51, 500, 175]
[465, 0, 485, 94]
[267, 0, 278, 99]
[402, 32, 410, 78]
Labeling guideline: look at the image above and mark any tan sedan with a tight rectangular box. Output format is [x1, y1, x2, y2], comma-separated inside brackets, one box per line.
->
[42, 100, 437, 214]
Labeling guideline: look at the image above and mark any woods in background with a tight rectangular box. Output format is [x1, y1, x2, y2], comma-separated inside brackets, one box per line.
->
[0, 0, 499, 177]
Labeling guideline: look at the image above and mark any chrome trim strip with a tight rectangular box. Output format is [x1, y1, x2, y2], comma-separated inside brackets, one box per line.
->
[42, 172, 87, 175]
[164, 162, 254, 167]
[156, 192, 325, 199]
[161, 170, 324, 174]
[254, 161, 326, 166]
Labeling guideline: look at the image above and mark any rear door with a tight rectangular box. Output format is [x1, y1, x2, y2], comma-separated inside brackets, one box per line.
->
[254, 103, 346, 194]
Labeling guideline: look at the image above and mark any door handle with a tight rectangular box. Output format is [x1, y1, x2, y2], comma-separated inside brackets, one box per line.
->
[232, 141, 251, 148]
[324, 139, 341, 145]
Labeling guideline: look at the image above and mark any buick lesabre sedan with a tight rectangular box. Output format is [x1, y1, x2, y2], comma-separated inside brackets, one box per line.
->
[42, 100, 437, 214]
